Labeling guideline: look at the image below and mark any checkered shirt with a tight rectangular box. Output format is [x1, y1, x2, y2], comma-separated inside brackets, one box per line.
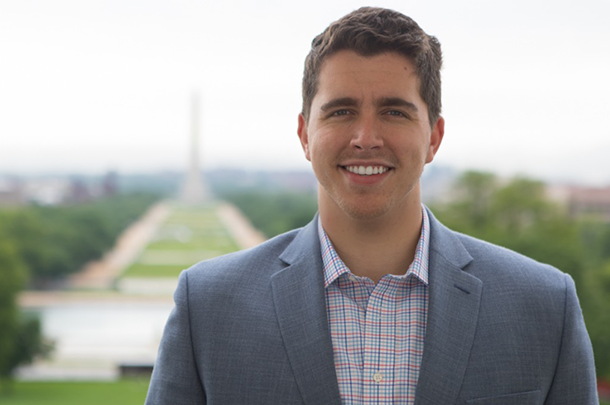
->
[318, 207, 430, 405]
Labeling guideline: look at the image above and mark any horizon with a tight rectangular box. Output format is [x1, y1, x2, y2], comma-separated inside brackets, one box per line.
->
[1, 164, 608, 189]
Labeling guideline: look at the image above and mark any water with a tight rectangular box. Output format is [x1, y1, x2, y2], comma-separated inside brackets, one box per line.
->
[19, 301, 173, 380]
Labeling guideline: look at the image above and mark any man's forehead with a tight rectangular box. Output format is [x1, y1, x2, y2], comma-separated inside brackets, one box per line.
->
[312, 52, 422, 105]
[316, 51, 418, 88]
[318, 50, 417, 75]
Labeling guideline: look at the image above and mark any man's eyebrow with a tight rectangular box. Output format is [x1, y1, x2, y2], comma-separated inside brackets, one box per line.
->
[320, 97, 360, 112]
[377, 97, 419, 113]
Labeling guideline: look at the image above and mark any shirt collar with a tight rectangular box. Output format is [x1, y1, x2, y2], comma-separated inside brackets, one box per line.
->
[318, 206, 431, 288]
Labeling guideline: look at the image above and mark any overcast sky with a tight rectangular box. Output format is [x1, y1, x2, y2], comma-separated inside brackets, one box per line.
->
[1, 0, 609, 185]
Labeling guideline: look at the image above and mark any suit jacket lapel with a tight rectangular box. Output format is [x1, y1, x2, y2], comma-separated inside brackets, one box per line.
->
[270, 211, 482, 405]
[271, 216, 342, 405]
[415, 210, 483, 405]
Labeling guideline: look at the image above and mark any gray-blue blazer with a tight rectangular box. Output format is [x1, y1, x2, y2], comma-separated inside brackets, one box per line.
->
[145, 210, 598, 404]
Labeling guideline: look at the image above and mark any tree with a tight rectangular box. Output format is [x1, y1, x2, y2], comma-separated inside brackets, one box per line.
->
[0, 193, 160, 284]
[222, 190, 318, 237]
[0, 217, 53, 392]
[431, 170, 610, 378]
[432, 172, 585, 283]
[581, 259, 610, 378]
[0, 239, 27, 392]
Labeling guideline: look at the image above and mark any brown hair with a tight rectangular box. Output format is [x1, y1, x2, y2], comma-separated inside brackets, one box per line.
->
[302, 7, 442, 127]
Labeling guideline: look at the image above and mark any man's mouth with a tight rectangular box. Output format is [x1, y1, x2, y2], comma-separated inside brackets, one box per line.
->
[343, 165, 390, 176]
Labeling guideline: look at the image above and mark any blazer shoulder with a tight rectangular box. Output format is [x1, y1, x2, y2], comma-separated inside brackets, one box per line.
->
[453, 231, 569, 292]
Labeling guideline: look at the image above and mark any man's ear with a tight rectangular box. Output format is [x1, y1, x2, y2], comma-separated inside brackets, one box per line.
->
[297, 113, 311, 161]
[426, 116, 445, 164]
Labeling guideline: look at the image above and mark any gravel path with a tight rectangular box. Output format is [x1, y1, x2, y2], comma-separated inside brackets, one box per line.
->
[67, 201, 172, 290]
[216, 202, 266, 250]
[21, 200, 267, 304]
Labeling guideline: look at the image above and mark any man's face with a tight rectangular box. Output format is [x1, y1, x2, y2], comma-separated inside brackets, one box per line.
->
[297, 50, 444, 221]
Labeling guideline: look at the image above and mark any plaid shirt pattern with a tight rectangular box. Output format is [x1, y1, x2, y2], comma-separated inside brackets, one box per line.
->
[318, 207, 430, 405]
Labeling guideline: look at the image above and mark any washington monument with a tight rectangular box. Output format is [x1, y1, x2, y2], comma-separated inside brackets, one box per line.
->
[180, 92, 208, 204]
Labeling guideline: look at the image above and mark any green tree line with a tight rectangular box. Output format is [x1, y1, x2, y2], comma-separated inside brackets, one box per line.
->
[0, 192, 160, 388]
[430, 171, 610, 379]
[0, 193, 160, 285]
[221, 190, 318, 238]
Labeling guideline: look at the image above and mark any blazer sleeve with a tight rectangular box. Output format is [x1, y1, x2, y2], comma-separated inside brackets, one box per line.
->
[145, 271, 206, 405]
[544, 274, 598, 404]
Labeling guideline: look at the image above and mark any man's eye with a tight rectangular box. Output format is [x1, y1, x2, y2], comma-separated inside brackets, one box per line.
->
[331, 109, 350, 116]
[386, 110, 406, 117]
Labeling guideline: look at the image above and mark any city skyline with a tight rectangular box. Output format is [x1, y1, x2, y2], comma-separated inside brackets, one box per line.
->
[1, 0, 609, 186]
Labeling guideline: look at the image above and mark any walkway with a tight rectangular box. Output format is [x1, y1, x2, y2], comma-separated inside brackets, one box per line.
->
[20, 199, 266, 305]
[217, 202, 266, 249]
[67, 201, 172, 290]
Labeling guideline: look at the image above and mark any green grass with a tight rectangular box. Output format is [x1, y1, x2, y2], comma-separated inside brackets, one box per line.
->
[0, 380, 149, 405]
[145, 235, 238, 252]
[119, 203, 240, 279]
[121, 263, 187, 278]
[4, 381, 607, 404]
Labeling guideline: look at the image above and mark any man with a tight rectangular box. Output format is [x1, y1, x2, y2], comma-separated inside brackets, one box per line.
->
[145, 7, 598, 404]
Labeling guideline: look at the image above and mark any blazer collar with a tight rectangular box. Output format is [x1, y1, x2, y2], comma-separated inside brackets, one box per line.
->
[414, 208, 482, 405]
[271, 215, 342, 405]
[272, 210, 483, 405]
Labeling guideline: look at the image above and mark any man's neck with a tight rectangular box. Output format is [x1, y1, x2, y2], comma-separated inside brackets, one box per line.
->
[319, 193, 424, 283]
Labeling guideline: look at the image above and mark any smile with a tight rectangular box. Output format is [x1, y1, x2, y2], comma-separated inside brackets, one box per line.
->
[344, 165, 390, 176]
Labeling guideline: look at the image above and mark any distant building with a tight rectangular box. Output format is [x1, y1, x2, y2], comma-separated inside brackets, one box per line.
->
[548, 185, 610, 222]
[101, 171, 119, 197]
[421, 165, 458, 204]
[69, 178, 93, 203]
[24, 178, 73, 205]
[206, 169, 318, 194]
[0, 172, 122, 207]
[0, 177, 24, 205]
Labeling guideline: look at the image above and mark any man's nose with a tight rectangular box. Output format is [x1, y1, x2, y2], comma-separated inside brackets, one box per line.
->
[350, 116, 383, 150]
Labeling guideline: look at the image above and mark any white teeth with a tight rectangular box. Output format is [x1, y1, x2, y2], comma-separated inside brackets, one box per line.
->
[345, 165, 389, 176]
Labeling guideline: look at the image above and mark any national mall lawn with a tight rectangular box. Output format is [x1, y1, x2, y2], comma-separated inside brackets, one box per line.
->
[3, 381, 609, 405]
[1, 380, 149, 405]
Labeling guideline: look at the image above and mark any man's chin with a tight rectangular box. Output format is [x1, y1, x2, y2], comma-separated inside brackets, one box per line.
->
[338, 201, 392, 222]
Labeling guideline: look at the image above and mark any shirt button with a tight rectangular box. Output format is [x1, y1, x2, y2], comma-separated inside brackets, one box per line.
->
[373, 372, 383, 383]
[349, 274, 358, 282]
